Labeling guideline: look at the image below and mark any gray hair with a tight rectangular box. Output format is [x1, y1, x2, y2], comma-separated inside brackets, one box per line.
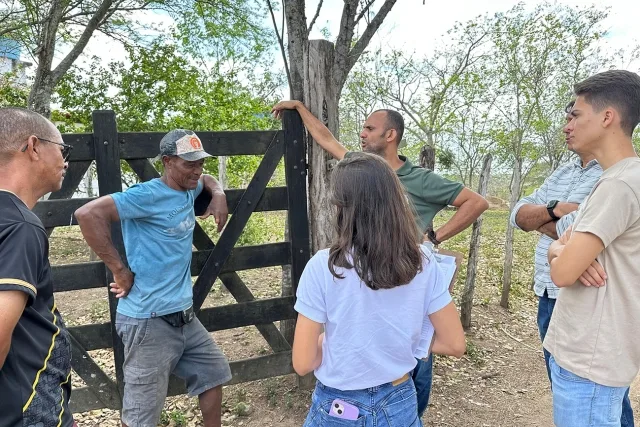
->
[0, 107, 56, 164]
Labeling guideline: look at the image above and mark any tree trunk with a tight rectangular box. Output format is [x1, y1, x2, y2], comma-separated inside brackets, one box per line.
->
[461, 154, 492, 329]
[305, 39, 339, 254]
[419, 145, 436, 170]
[501, 157, 522, 309]
[286, 39, 339, 390]
[218, 156, 227, 189]
[283, 0, 308, 100]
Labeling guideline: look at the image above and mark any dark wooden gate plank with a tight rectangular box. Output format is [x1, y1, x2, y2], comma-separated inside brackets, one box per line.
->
[283, 110, 311, 296]
[69, 296, 297, 351]
[52, 243, 290, 293]
[119, 130, 283, 158]
[43, 160, 91, 236]
[92, 110, 126, 398]
[68, 333, 121, 410]
[192, 136, 284, 310]
[71, 350, 295, 413]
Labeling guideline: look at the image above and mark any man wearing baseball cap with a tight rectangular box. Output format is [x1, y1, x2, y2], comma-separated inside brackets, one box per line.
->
[76, 129, 231, 427]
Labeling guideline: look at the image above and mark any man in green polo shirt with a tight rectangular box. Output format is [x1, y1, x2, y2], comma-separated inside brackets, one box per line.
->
[272, 101, 488, 417]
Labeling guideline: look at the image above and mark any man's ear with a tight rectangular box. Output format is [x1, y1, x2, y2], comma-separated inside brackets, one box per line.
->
[386, 128, 397, 144]
[602, 108, 615, 129]
[162, 155, 171, 169]
[25, 135, 41, 161]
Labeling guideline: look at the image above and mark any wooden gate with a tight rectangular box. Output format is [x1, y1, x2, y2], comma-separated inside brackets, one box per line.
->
[32, 110, 311, 413]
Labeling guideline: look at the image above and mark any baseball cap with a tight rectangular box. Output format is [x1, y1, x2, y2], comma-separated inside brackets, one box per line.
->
[159, 129, 212, 161]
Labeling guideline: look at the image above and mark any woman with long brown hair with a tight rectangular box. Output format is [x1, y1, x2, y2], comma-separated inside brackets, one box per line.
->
[292, 152, 465, 426]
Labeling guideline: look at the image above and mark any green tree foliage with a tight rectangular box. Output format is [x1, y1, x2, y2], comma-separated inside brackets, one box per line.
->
[0, 73, 28, 107]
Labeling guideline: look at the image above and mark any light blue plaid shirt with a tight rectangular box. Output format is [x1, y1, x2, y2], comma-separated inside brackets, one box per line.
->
[510, 158, 602, 299]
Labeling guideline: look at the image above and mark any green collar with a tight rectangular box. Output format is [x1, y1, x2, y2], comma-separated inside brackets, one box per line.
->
[395, 155, 413, 176]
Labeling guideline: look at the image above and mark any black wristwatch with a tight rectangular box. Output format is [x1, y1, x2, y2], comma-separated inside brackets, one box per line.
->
[546, 200, 560, 221]
[427, 229, 441, 246]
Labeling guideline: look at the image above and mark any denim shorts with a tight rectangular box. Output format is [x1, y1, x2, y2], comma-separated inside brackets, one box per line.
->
[115, 312, 232, 427]
[550, 355, 629, 427]
[303, 377, 422, 427]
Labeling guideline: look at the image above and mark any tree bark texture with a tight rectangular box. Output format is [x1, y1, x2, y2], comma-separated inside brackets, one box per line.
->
[461, 154, 492, 329]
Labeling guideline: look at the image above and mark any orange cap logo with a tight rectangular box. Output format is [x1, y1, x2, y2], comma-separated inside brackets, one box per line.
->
[189, 137, 202, 149]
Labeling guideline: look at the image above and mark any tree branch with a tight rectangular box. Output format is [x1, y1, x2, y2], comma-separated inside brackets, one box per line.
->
[342, 0, 397, 85]
[51, 0, 115, 85]
[266, 0, 292, 91]
[355, 0, 375, 25]
[307, 0, 323, 35]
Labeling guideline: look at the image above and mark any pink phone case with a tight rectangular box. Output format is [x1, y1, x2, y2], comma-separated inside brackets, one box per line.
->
[329, 399, 359, 420]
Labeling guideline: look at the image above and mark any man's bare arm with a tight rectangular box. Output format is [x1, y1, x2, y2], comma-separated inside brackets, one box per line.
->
[75, 197, 133, 298]
[0, 291, 28, 368]
[435, 188, 489, 242]
[515, 202, 579, 232]
[537, 221, 559, 240]
[272, 100, 348, 160]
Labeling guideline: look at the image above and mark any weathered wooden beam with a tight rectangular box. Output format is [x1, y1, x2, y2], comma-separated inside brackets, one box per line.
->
[92, 110, 126, 398]
[60, 134, 94, 162]
[192, 135, 284, 311]
[52, 262, 106, 292]
[51, 243, 290, 292]
[167, 351, 294, 396]
[68, 296, 298, 351]
[281, 110, 311, 346]
[44, 161, 92, 236]
[68, 333, 121, 410]
[118, 131, 283, 158]
[35, 187, 288, 228]
[71, 351, 295, 413]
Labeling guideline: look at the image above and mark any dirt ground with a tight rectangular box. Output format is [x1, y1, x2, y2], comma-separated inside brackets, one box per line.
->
[48, 211, 640, 426]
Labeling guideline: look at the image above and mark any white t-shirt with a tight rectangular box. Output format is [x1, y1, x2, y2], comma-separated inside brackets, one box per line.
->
[294, 245, 452, 390]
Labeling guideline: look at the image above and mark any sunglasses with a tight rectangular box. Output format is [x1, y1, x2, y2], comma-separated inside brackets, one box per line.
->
[21, 136, 73, 161]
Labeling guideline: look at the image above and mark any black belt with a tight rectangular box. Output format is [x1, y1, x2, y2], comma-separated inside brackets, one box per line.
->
[160, 306, 195, 328]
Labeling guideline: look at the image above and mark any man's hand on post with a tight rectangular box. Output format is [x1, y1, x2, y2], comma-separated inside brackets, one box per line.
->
[271, 100, 301, 120]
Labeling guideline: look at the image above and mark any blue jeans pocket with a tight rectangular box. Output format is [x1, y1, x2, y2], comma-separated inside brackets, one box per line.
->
[382, 385, 422, 427]
[304, 399, 366, 426]
[609, 391, 623, 423]
[554, 363, 591, 383]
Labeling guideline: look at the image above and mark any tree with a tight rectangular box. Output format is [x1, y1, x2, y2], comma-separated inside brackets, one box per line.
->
[0, 0, 268, 116]
[267, 0, 398, 254]
[0, 72, 28, 106]
[371, 19, 492, 169]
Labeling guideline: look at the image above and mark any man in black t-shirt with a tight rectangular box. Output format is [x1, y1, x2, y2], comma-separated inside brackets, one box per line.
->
[0, 107, 74, 427]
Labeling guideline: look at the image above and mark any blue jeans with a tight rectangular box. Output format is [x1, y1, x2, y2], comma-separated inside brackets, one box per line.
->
[550, 356, 632, 427]
[537, 291, 557, 383]
[538, 294, 634, 426]
[411, 355, 432, 416]
[303, 378, 422, 426]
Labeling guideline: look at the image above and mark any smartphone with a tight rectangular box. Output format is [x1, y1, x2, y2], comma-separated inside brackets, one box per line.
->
[329, 399, 359, 420]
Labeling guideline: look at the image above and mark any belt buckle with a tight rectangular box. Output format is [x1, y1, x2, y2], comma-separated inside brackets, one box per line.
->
[182, 306, 194, 324]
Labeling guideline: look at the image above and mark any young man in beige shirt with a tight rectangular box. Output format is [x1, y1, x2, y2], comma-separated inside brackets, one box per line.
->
[546, 70, 640, 426]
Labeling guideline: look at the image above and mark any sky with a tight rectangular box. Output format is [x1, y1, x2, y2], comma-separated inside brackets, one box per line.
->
[308, 0, 639, 57]
[64, 0, 639, 75]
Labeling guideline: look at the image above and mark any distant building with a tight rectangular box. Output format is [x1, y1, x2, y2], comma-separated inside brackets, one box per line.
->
[0, 38, 31, 85]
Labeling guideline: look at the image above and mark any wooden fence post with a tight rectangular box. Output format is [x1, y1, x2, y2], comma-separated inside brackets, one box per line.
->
[461, 154, 492, 330]
[283, 110, 313, 388]
[92, 110, 127, 399]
